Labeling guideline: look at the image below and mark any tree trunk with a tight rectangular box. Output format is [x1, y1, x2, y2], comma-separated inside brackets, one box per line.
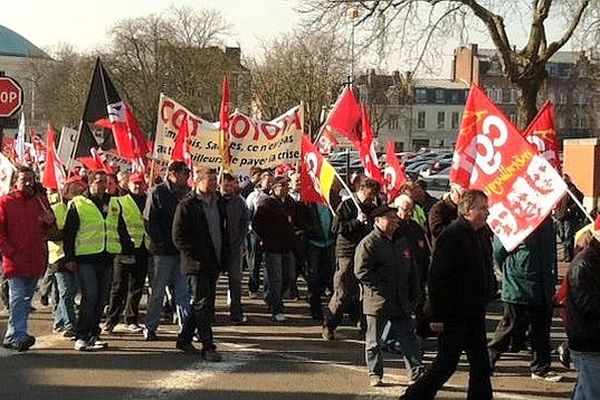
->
[515, 71, 546, 130]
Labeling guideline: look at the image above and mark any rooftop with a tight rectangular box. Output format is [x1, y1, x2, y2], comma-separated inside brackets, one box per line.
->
[413, 78, 469, 90]
[0, 25, 50, 59]
[477, 48, 589, 64]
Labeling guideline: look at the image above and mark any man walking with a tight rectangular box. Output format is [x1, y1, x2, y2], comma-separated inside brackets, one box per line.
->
[354, 205, 424, 387]
[221, 172, 249, 325]
[143, 161, 191, 341]
[322, 179, 380, 340]
[173, 167, 227, 360]
[401, 189, 495, 400]
[0, 166, 56, 351]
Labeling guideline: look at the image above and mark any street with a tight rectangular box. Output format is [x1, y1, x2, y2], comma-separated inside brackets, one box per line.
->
[0, 270, 576, 400]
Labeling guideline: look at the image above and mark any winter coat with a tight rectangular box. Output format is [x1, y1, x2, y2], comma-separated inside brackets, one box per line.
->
[253, 195, 299, 254]
[428, 195, 458, 245]
[427, 216, 495, 322]
[493, 219, 557, 306]
[172, 192, 228, 276]
[567, 237, 600, 353]
[331, 198, 376, 257]
[354, 227, 420, 317]
[0, 191, 55, 278]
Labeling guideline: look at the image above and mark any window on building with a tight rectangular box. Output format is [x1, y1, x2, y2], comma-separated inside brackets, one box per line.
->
[547, 64, 558, 77]
[486, 87, 502, 103]
[574, 91, 588, 105]
[437, 111, 446, 130]
[451, 112, 460, 129]
[417, 111, 426, 129]
[509, 114, 517, 126]
[451, 91, 459, 103]
[509, 89, 517, 104]
[415, 89, 427, 102]
[557, 116, 566, 130]
[548, 91, 556, 104]
[573, 113, 589, 129]
[435, 89, 444, 103]
[558, 92, 567, 105]
[388, 116, 399, 130]
[395, 142, 404, 152]
[412, 139, 430, 151]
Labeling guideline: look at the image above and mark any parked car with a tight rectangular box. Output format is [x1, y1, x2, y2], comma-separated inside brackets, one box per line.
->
[420, 174, 451, 199]
[420, 160, 452, 177]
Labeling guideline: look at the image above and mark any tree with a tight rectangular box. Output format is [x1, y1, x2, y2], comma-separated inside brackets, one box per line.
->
[300, 1, 595, 128]
[249, 30, 350, 136]
[106, 6, 238, 133]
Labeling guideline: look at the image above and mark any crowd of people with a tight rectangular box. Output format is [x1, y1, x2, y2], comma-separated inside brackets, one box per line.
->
[0, 160, 598, 399]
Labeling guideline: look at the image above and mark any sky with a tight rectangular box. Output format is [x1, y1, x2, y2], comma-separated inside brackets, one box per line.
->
[0, 0, 300, 56]
[0, 1, 581, 77]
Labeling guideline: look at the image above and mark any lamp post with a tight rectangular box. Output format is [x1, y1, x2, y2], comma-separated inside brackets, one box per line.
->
[346, 7, 359, 85]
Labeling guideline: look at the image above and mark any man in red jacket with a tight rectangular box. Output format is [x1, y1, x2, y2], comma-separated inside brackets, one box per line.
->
[0, 166, 56, 351]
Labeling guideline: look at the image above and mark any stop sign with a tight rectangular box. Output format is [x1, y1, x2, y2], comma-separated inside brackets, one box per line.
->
[0, 76, 23, 118]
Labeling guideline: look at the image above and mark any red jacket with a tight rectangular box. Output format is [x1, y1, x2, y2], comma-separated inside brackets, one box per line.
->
[0, 191, 53, 278]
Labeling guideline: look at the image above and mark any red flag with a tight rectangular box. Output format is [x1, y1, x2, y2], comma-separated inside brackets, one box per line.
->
[124, 103, 150, 159]
[324, 86, 362, 147]
[219, 76, 232, 170]
[79, 148, 114, 174]
[450, 84, 567, 251]
[316, 127, 338, 155]
[171, 115, 192, 168]
[300, 135, 340, 209]
[523, 101, 561, 173]
[359, 105, 383, 183]
[383, 140, 407, 202]
[42, 124, 66, 191]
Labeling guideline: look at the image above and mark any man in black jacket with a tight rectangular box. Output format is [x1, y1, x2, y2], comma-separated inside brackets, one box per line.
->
[253, 176, 299, 322]
[322, 178, 380, 340]
[172, 166, 228, 360]
[142, 161, 191, 341]
[567, 223, 600, 399]
[401, 189, 494, 400]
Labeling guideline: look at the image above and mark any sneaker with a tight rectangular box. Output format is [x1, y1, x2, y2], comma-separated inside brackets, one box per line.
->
[408, 367, 426, 384]
[52, 326, 64, 334]
[102, 324, 115, 334]
[89, 336, 108, 350]
[531, 371, 563, 382]
[143, 328, 158, 341]
[125, 323, 143, 333]
[248, 291, 262, 299]
[202, 349, 222, 362]
[322, 325, 334, 341]
[74, 339, 88, 351]
[369, 376, 383, 387]
[176, 341, 201, 355]
[62, 328, 76, 339]
[557, 342, 571, 369]
[273, 313, 286, 322]
[7, 335, 36, 352]
[231, 315, 248, 326]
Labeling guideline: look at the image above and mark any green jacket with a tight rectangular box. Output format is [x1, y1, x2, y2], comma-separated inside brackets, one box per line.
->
[493, 219, 557, 306]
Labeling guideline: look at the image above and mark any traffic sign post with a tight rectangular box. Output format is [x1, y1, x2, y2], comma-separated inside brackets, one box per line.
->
[0, 74, 23, 149]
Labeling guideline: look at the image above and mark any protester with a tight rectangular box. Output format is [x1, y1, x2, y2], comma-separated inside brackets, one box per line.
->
[142, 161, 191, 341]
[567, 219, 600, 399]
[172, 166, 227, 360]
[555, 175, 585, 262]
[0, 166, 56, 352]
[116, 170, 130, 196]
[245, 170, 273, 298]
[354, 205, 424, 387]
[240, 166, 262, 199]
[400, 181, 429, 229]
[221, 172, 249, 325]
[323, 178, 380, 340]
[48, 180, 85, 338]
[253, 176, 299, 322]
[104, 173, 149, 333]
[488, 218, 562, 381]
[415, 178, 438, 214]
[428, 183, 464, 245]
[401, 189, 495, 400]
[63, 170, 127, 351]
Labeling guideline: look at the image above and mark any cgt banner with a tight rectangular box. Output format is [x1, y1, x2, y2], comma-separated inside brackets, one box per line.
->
[153, 94, 302, 172]
[450, 85, 567, 252]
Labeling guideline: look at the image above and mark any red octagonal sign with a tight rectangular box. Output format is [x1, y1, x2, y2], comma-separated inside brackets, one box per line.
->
[0, 76, 23, 118]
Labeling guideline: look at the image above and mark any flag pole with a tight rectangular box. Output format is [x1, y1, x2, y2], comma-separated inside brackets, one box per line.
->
[313, 83, 352, 144]
[567, 188, 594, 225]
[331, 167, 362, 213]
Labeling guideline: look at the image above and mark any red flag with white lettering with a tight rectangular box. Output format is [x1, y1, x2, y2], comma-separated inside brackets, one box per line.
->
[450, 85, 567, 251]
[359, 105, 383, 183]
[383, 140, 407, 202]
[316, 128, 338, 155]
[523, 101, 561, 173]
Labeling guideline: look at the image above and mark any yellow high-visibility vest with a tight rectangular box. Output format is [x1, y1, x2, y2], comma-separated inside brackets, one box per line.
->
[48, 202, 67, 264]
[117, 194, 145, 249]
[70, 195, 121, 256]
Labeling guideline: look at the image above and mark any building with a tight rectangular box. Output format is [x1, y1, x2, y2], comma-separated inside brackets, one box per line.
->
[0, 24, 51, 131]
[355, 69, 468, 152]
[453, 44, 599, 140]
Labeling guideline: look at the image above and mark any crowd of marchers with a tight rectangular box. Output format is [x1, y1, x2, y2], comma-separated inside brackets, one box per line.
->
[0, 160, 598, 400]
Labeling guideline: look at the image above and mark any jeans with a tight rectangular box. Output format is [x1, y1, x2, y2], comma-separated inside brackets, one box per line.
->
[179, 273, 218, 349]
[247, 231, 263, 293]
[39, 267, 57, 301]
[366, 315, 423, 379]
[106, 255, 149, 326]
[144, 255, 190, 332]
[227, 248, 244, 322]
[54, 270, 77, 331]
[305, 243, 333, 317]
[572, 350, 600, 400]
[4, 277, 38, 345]
[263, 252, 295, 316]
[488, 303, 552, 374]
[402, 314, 493, 400]
[76, 262, 110, 341]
